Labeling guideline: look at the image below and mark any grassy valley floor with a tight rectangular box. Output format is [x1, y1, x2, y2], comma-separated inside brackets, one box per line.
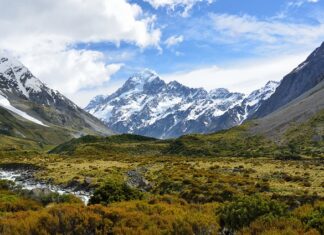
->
[0, 148, 323, 234]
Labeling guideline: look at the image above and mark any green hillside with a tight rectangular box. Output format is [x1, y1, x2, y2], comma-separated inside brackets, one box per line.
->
[49, 109, 324, 159]
[0, 107, 77, 145]
[49, 134, 168, 156]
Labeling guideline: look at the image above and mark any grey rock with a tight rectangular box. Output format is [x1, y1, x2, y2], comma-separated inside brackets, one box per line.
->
[127, 169, 152, 191]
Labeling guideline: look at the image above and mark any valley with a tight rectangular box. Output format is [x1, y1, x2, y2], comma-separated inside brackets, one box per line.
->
[0, 108, 323, 234]
[0, 30, 323, 235]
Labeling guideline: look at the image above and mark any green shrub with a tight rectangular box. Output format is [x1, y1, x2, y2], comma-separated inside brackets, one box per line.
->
[305, 204, 324, 234]
[89, 180, 143, 205]
[242, 216, 319, 235]
[37, 193, 83, 205]
[218, 195, 287, 231]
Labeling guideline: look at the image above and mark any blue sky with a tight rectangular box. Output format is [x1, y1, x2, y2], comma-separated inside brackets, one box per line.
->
[0, 0, 324, 106]
[101, 0, 324, 97]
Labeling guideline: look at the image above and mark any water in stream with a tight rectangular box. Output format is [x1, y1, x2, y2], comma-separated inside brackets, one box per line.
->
[0, 170, 91, 204]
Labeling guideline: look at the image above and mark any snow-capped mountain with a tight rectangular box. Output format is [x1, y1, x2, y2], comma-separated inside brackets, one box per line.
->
[0, 52, 112, 143]
[0, 54, 76, 111]
[86, 70, 279, 139]
[235, 80, 280, 123]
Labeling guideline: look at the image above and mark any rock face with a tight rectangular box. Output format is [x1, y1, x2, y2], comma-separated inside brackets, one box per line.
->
[253, 42, 324, 118]
[0, 52, 112, 139]
[86, 70, 279, 139]
[251, 79, 324, 139]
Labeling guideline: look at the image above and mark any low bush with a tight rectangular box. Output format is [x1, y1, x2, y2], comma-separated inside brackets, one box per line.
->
[0, 190, 41, 212]
[89, 180, 143, 205]
[0, 197, 220, 235]
[218, 195, 287, 231]
[240, 216, 320, 235]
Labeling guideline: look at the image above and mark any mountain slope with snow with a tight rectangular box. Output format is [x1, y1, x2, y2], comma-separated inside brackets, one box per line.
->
[0, 52, 113, 143]
[86, 70, 279, 138]
[0, 94, 46, 126]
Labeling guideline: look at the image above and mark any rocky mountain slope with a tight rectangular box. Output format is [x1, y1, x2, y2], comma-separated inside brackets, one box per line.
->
[246, 41, 324, 143]
[0, 52, 113, 144]
[253, 42, 324, 118]
[86, 70, 279, 139]
[251, 79, 324, 141]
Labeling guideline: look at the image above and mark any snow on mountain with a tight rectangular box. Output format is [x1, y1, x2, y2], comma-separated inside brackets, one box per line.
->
[0, 54, 44, 98]
[0, 93, 47, 126]
[236, 81, 280, 123]
[86, 70, 279, 139]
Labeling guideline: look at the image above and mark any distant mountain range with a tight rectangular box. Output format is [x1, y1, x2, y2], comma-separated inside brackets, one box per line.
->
[86, 70, 279, 139]
[87, 42, 324, 139]
[0, 53, 113, 144]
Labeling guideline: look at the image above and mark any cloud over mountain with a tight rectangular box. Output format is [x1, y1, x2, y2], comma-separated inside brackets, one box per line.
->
[0, 0, 161, 105]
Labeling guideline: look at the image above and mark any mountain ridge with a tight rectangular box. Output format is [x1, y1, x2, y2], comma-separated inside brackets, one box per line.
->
[253, 41, 324, 118]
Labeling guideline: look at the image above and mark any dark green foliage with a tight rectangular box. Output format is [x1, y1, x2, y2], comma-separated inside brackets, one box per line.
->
[31, 192, 82, 205]
[164, 127, 277, 157]
[304, 204, 324, 234]
[0, 162, 40, 171]
[218, 195, 287, 231]
[48, 135, 101, 154]
[105, 134, 157, 142]
[0, 180, 14, 190]
[89, 180, 143, 205]
[49, 134, 163, 155]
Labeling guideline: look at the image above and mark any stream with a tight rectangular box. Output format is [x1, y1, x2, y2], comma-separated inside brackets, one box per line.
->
[0, 169, 92, 204]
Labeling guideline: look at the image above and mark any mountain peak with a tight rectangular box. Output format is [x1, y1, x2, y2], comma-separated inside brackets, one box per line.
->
[119, 69, 165, 95]
[264, 80, 280, 89]
[0, 51, 23, 72]
[0, 52, 44, 97]
[167, 80, 187, 90]
[210, 88, 229, 94]
[128, 69, 159, 84]
[209, 88, 231, 98]
[86, 73, 253, 138]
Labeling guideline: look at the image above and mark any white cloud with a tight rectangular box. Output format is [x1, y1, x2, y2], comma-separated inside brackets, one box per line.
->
[144, 0, 213, 17]
[22, 49, 123, 95]
[165, 35, 184, 47]
[208, 13, 324, 54]
[162, 52, 310, 94]
[0, 0, 161, 106]
[288, 0, 319, 7]
[0, 0, 161, 49]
